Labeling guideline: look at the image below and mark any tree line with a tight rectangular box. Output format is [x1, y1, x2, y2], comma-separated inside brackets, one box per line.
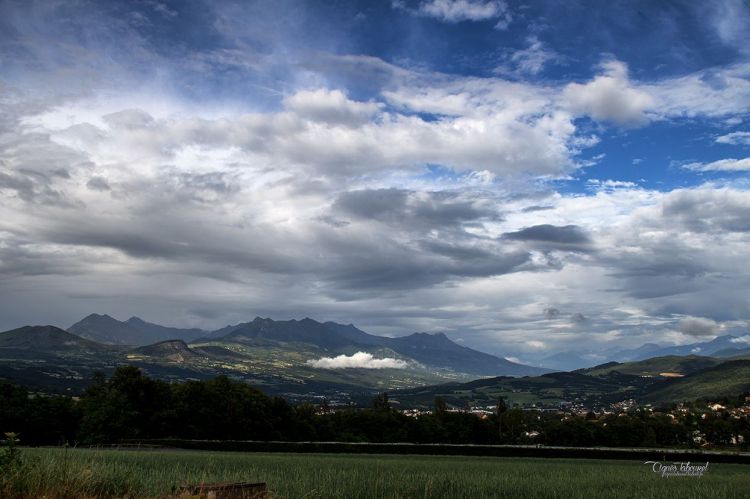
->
[1, 366, 748, 449]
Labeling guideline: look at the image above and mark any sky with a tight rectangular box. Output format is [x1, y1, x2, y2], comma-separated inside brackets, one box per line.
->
[0, 0, 749, 365]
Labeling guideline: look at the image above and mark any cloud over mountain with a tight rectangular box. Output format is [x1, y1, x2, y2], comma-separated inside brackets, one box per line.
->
[307, 352, 408, 369]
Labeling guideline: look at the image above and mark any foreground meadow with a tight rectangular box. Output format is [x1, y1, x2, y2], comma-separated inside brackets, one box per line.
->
[3, 448, 749, 498]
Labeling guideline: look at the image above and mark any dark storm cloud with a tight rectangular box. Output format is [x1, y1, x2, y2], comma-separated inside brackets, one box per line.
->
[0, 171, 34, 196]
[332, 188, 500, 229]
[608, 255, 707, 279]
[323, 246, 532, 293]
[520, 205, 554, 213]
[502, 224, 592, 252]
[503, 224, 590, 244]
[0, 234, 91, 277]
[598, 235, 712, 300]
[38, 215, 308, 277]
[419, 239, 499, 261]
[0, 170, 74, 207]
[678, 316, 719, 336]
[309, 219, 536, 294]
[661, 190, 750, 233]
[318, 188, 536, 293]
[334, 188, 408, 220]
[0, 123, 91, 207]
[44, 226, 184, 260]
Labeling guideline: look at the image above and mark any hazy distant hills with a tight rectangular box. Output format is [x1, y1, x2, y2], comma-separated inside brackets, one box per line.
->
[542, 335, 750, 371]
[392, 353, 750, 409]
[615, 335, 747, 361]
[66, 314, 547, 377]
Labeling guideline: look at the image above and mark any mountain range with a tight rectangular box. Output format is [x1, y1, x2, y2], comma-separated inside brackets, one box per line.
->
[541, 334, 750, 371]
[0, 315, 549, 401]
[2, 314, 749, 408]
[67, 314, 545, 377]
[69, 314, 208, 345]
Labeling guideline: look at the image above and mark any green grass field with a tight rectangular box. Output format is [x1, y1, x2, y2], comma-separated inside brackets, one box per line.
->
[4, 448, 749, 498]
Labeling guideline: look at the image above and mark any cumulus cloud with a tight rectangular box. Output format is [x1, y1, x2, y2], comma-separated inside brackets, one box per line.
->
[410, 0, 512, 28]
[564, 61, 654, 126]
[716, 132, 750, 146]
[282, 89, 381, 127]
[28, 84, 581, 180]
[677, 317, 719, 337]
[646, 63, 750, 119]
[684, 158, 750, 172]
[306, 351, 408, 369]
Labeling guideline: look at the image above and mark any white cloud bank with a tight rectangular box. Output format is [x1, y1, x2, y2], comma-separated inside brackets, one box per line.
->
[306, 352, 408, 369]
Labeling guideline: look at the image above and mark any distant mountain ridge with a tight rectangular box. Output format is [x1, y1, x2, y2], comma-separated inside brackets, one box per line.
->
[61, 314, 750, 375]
[219, 317, 357, 350]
[202, 317, 548, 376]
[542, 335, 750, 371]
[631, 335, 744, 360]
[68, 314, 208, 345]
[65, 313, 547, 376]
[3, 324, 750, 408]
